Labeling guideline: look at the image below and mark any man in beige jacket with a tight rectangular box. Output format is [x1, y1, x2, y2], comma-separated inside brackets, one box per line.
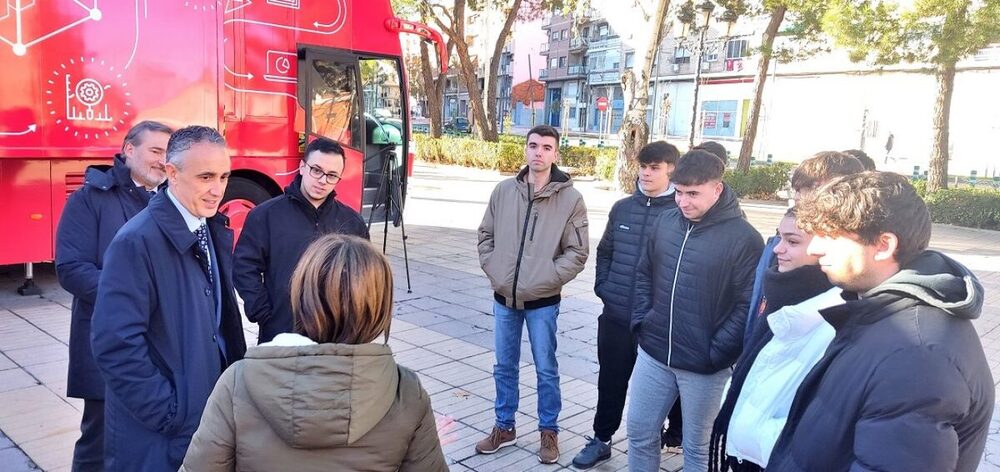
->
[475, 125, 589, 464]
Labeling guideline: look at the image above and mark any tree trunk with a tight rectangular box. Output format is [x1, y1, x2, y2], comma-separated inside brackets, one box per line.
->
[615, 0, 671, 194]
[441, 0, 492, 141]
[737, 5, 785, 173]
[420, 41, 444, 138]
[928, 60, 955, 192]
[483, 0, 523, 141]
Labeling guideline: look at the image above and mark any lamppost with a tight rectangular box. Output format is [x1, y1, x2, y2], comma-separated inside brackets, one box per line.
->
[677, 0, 738, 148]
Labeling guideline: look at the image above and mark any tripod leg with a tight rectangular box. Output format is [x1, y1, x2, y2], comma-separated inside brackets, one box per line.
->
[398, 206, 413, 294]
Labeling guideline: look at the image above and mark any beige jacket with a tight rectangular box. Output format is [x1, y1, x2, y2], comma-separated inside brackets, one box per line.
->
[478, 165, 589, 309]
[181, 334, 447, 472]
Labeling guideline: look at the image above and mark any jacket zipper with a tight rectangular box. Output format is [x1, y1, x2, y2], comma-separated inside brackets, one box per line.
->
[627, 197, 653, 317]
[511, 192, 535, 308]
[529, 213, 539, 241]
[667, 222, 694, 366]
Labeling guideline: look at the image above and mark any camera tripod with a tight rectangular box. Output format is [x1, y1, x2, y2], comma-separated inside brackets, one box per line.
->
[366, 148, 413, 293]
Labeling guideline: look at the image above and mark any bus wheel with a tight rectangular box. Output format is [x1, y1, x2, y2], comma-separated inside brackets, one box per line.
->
[221, 177, 272, 243]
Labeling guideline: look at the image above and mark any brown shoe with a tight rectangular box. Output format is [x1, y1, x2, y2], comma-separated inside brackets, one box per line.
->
[475, 426, 517, 454]
[538, 429, 559, 464]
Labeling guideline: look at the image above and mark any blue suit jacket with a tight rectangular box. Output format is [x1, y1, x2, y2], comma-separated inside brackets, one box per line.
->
[91, 191, 246, 471]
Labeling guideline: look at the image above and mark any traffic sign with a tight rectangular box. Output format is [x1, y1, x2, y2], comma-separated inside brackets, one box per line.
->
[596, 96, 609, 111]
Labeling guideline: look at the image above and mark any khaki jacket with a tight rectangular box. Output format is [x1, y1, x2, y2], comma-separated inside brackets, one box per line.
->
[478, 165, 589, 309]
[181, 336, 447, 472]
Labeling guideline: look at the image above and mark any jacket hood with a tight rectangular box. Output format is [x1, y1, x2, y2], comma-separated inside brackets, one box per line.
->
[85, 155, 133, 191]
[516, 164, 573, 198]
[868, 250, 984, 320]
[241, 341, 399, 449]
[686, 183, 742, 227]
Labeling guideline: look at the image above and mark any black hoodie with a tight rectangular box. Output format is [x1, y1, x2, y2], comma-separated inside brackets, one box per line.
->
[631, 184, 764, 374]
[768, 250, 993, 472]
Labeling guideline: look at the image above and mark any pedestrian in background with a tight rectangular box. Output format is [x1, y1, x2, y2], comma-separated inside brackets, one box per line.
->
[183, 234, 447, 471]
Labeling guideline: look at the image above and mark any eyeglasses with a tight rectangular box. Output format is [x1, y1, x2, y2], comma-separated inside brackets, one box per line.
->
[304, 162, 342, 184]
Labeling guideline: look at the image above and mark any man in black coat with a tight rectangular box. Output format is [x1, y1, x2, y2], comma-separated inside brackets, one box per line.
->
[626, 150, 763, 472]
[91, 126, 247, 471]
[55, 120, 172, 472]
[234, 137, 368, 344]
[768, 172, 992, 471]
[572, 141, 680, 469]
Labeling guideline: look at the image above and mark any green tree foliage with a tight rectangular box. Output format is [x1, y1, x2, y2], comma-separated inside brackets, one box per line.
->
[821, 0, 1000, 191]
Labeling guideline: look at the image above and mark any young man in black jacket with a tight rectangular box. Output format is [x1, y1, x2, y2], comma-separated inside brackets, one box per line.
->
[234, 137, 369, 344]
[572, 142, 680, 469]
[627, 150, 763, 472]
[768, 172, 992, 471]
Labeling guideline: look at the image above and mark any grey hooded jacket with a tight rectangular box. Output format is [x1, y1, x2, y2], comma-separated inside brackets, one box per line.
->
[768, 250, 993, 472]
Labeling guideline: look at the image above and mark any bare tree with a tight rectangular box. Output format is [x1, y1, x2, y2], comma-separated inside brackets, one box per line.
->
[614, 0, 672, 193]
[426, 0, 525, 141]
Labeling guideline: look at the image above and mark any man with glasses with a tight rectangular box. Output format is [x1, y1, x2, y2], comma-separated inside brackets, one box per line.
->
[234, 137, 369, 343]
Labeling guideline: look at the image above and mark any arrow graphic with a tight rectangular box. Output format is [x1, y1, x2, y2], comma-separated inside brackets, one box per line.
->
[0, 124, 38, 136]
[124, 0, 140, 70]
[225, 0, 251, 14]
[224, 64, 253, 79]
[224, 83, 294, 99]
[225, 0, 346, 35]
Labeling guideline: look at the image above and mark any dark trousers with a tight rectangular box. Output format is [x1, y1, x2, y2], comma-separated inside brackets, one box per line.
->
[592, 315, 684, 443]
[72, 399, 104, 472]
[593, 315, 638, 441]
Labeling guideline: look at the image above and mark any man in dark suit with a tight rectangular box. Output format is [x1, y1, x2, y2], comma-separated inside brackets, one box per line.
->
[91, 125, 247, 471]
[55, 120, 172, 472]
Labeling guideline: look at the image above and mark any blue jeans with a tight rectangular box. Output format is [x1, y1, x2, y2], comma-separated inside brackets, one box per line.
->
[492, 301, 561, 432]
[627, 348, 730, 472]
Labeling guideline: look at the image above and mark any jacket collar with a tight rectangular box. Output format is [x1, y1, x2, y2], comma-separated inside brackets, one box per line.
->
[149, 190, 230, 254]
[286, 174, 337, 212]
[515, 164, 572, 199]
[631, 182, 676, 206]
[85, 155, 136, 192]
[819, 291, 918, 332]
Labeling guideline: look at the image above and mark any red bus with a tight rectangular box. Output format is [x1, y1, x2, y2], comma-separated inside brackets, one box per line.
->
[0, 0, 444, 279]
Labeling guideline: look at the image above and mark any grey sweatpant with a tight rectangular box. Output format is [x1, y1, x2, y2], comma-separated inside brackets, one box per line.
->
[626, 347, 730, 472]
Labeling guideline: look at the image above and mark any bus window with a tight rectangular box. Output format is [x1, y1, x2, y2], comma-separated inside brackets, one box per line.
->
[304, 57, 362, 150]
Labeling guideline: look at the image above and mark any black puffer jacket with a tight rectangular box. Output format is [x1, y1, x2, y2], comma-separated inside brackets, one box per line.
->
[768, 251, 993, 472]
[595, 186, 677, 326]
[631, 185, 763, 374]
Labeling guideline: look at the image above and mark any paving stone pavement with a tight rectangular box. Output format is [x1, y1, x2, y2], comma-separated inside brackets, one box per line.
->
[1, 161, 999, 471]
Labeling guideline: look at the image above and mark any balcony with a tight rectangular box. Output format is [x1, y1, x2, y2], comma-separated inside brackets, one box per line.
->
[588, 70, 620, 84]
[567, 65, 586, 77]
[588, 36, 621, 51]
[539, 68, 550, 79]
[569, 37, 588, 52]
[540, 43, 550, 55]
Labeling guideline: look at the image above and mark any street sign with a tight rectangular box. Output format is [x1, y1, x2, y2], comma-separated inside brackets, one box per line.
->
[596, 96, 609, 111]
